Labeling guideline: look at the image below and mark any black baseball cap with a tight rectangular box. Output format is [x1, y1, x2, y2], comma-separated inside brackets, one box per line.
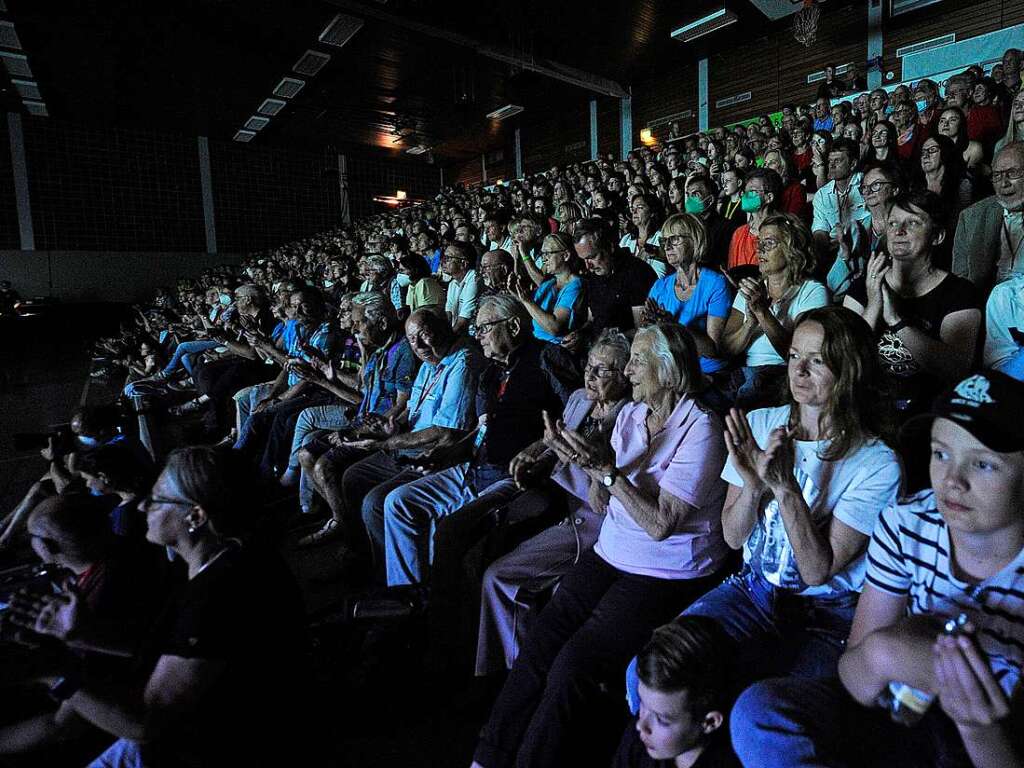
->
[903, 371, 1024, 453]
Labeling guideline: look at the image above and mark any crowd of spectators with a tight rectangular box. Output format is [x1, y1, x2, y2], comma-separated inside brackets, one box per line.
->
[2, 48, 1024, 767]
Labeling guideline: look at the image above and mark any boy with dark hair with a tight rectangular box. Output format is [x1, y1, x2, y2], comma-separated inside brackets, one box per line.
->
[615, 616, 739, 768]
[732, 370, 1024, 768]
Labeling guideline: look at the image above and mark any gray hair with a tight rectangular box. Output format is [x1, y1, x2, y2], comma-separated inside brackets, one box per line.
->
[591, 328, 631, 369]
[633, 324, 703, 395]
[363, 254, 392, 275]
[478, 293, 531, 338]
[352, 291, 397, 326]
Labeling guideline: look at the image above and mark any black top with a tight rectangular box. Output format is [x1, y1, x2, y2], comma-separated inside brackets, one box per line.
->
[138, 545, 310, 767]
[584, 250, 657, 333]
[475, 338, 572, 469]
[612, 720, 740, 768]
[846, 271, 981, 412]
[702, 211, 740, 270]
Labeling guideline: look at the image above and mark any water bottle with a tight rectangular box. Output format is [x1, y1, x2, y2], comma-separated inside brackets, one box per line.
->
[880, 613, 970, 726]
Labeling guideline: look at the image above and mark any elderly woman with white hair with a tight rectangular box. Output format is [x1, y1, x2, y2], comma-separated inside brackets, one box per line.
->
[471, 323, 731, 768]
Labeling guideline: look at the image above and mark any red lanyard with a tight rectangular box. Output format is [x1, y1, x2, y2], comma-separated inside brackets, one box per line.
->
[411, 363, 446, 414]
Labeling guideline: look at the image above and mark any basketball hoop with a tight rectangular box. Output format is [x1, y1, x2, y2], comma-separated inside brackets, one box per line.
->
[793, 0, 821, 47]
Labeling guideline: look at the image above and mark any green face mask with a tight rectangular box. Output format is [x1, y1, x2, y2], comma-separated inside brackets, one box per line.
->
[684, 195, 706, 214]
[741, 190, 764, 213]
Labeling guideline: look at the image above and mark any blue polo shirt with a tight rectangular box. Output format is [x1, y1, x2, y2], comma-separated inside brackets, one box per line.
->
[287, 321, 336, 386]
[647, 269, 733, 373]
[407, 341, 483, 433]
[358, 336, 418, 417]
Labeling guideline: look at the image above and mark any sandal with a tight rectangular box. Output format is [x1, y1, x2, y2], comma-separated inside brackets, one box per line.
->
[295, 518, 343, 548]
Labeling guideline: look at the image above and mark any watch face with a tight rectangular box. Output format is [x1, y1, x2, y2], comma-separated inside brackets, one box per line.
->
[603, 474, 614, 487]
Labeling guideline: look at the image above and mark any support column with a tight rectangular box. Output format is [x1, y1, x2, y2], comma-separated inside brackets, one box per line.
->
[338, 154, 351, 226]
[589, 97, 598, 160]
[698, 58, 710, 133]
[481, 153, 487, 184]
[620, 94, 632, 160]
[867, 0, 883, 90]
[8, 113, 34, 250]
[514, 127, 523, 179]
[197, 136, 217, 254]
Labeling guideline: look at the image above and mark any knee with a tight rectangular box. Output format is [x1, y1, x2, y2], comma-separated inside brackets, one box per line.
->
[298, 447, 316, 471]
[313, 455, 337, 486]
[545, 636, 595, 691]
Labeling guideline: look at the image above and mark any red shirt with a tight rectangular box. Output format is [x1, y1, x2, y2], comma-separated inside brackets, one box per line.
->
[780, 181, 810, 222]
[793, 148, 812, 172]
[967, 105, 1005, 148]
[728, 224, 758, 270]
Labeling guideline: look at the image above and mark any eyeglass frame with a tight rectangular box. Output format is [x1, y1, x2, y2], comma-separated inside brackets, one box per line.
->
[475, 317, 512, 337]
[583, 363, 624, 381]
[992, 167, 1024, 184]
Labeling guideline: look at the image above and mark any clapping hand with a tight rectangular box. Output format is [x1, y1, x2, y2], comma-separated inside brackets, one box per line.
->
[542, 411, 614, 478]
[934, 631, 1011, 729]
[640, 298, 672, 327]
[864, 251, 890, 309]
[738, 278, 769, 320]
[6, 577, 84, 642]
[724, 409, 795, 493]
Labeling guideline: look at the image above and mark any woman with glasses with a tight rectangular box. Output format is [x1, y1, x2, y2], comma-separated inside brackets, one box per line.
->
[936, 106, 984, 172]
[471, 324, 731, 768]
[642, 213, 733, 375]
[862, 119, 898, 166]
[915, 134, 974, 270]
[476, 330, 631, 677]
[11, 447, 312, 767]
[843, 189, 981, 423]
[510, 231, 585, 345]
[720, 213, 828, 411]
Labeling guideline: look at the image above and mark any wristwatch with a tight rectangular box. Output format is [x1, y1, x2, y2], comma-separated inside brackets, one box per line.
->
[602, 468, 618, 488]
[48, 674, 82, 702]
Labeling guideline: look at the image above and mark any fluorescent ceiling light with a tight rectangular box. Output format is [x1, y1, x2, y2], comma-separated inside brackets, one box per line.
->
[486, 104, 524, 120]
[244, 116, 270, 131]
[273, 77, 305, 99]
[258, 98, 287, 116]
[0, 50, 32, 78]
[233, 130, 256, 142]
[671, 8, 738, 42]
[23, 100, 47, 117]
[11, 79, 40, 100]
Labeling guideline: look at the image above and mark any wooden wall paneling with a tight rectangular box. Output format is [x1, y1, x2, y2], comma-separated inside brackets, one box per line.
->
[1000, 0, 1024, 27]
[776, 2, 868, 108]
[521, 91, 589, 175]
[632, 64, 699, 144]
[881, 0, 1004, 78]
[453, 157, 483, 187]
[596, 95, 621, 160]
[709, 35, 780, 127]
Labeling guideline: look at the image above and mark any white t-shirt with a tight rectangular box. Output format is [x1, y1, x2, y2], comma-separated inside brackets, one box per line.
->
[867, 489, 1024, 697]
[731, 280, 830, 368]
[984, 273, 1024, 370]
[619, 231, 668, 278]
[721, 405, 901, 597]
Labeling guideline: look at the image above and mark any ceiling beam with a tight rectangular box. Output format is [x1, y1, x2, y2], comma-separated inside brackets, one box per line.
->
[323, 0, 629, 98]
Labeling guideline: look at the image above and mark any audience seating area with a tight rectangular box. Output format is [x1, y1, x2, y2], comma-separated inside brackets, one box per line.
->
[1, 46, 1024, 768]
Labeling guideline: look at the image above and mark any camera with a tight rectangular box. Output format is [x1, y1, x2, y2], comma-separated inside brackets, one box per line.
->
[0, 562, 70, 612]
[13, 426, 74, 454]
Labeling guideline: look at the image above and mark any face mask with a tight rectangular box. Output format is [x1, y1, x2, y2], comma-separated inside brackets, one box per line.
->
[323, 279, 334, 289]
[684, 195, 707, 214]
[396, 273, 412, 288]
[77, 435, 99, 448]
[271, 282, 282, 293]
[218, 294, 232, 306]
[915, 99, 929, 113]
[741, 191, 764, 213]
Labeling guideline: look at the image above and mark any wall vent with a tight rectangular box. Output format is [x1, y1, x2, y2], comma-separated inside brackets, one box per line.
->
[0, 20, 22, 50]
[648, 109, 694, 128]
[23, 100, 47, 117]
[273, 77, 305, 99]
[807, 62, 854, 84]
[0, 51, 32, 78]
[715, 92, 752, 108]
[671, 8, 738, 43]
[486, 104, 524, 120]
[258, 98, 287, 116]
[11, 79, 39, 100]
[294, 50, 331, 77]
[244, 116, 270, 131]
[233, 130, 256, 143]
[319, 13, 364, 48]
[896, 33, 955, 58]
[891, 0, 944, 17]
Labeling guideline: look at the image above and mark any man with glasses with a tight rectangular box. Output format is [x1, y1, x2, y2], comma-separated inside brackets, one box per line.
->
[954, 142, 1024, 292]
[443, 241, 480, 336]
[376, 294, 570, 591]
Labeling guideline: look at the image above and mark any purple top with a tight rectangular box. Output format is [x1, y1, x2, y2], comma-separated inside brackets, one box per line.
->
[595, 395, 729, 579]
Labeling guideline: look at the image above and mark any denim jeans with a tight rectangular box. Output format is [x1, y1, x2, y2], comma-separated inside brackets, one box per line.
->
[163, 339, 220, 377]
[88, 739, 144, 768]
[289, 404, 350, 470]
[625, 568, 857, 713]
[731, 676, 973, 768]
[381, 461, 518, 586]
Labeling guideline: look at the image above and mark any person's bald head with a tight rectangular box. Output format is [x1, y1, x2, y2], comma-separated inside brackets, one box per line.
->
[405, 309, 453, 364]
[28, 494, 114, 569]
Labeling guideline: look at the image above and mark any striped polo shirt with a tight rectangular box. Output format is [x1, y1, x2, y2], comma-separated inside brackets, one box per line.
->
[866, 489, 1024, 696]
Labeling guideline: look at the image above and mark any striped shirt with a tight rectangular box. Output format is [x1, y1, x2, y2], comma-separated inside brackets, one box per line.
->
[866, 489, 1024, 696]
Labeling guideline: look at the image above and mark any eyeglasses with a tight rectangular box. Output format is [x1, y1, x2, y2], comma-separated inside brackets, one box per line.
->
[920, 146, 942, 157]
[475, 317, 510, 337]
[871, 131, 890, 140]
[858, 180, 894, 195]
[756, 238, 780, 252]
[540, 248, 568, 257]
[140, 495, 193, 509]
[662, 235, 692, 248]
[992, 167, 1024, 183]
[584, 364, 623, 381]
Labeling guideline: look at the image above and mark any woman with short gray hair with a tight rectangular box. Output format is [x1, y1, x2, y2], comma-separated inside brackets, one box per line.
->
[472, 324, 731, 767]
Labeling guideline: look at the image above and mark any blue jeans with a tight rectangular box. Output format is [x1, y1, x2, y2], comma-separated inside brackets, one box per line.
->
[625, 568, 857, 712]
[731, 676, 973, 768]
[163, 339, 220, 377]
[89, 739, 143, 768]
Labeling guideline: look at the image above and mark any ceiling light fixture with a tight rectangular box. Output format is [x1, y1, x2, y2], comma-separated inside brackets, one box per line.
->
[670, 7, 738, 42]
[273, 77, 306, 99]
[486, 104, 524, 120]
